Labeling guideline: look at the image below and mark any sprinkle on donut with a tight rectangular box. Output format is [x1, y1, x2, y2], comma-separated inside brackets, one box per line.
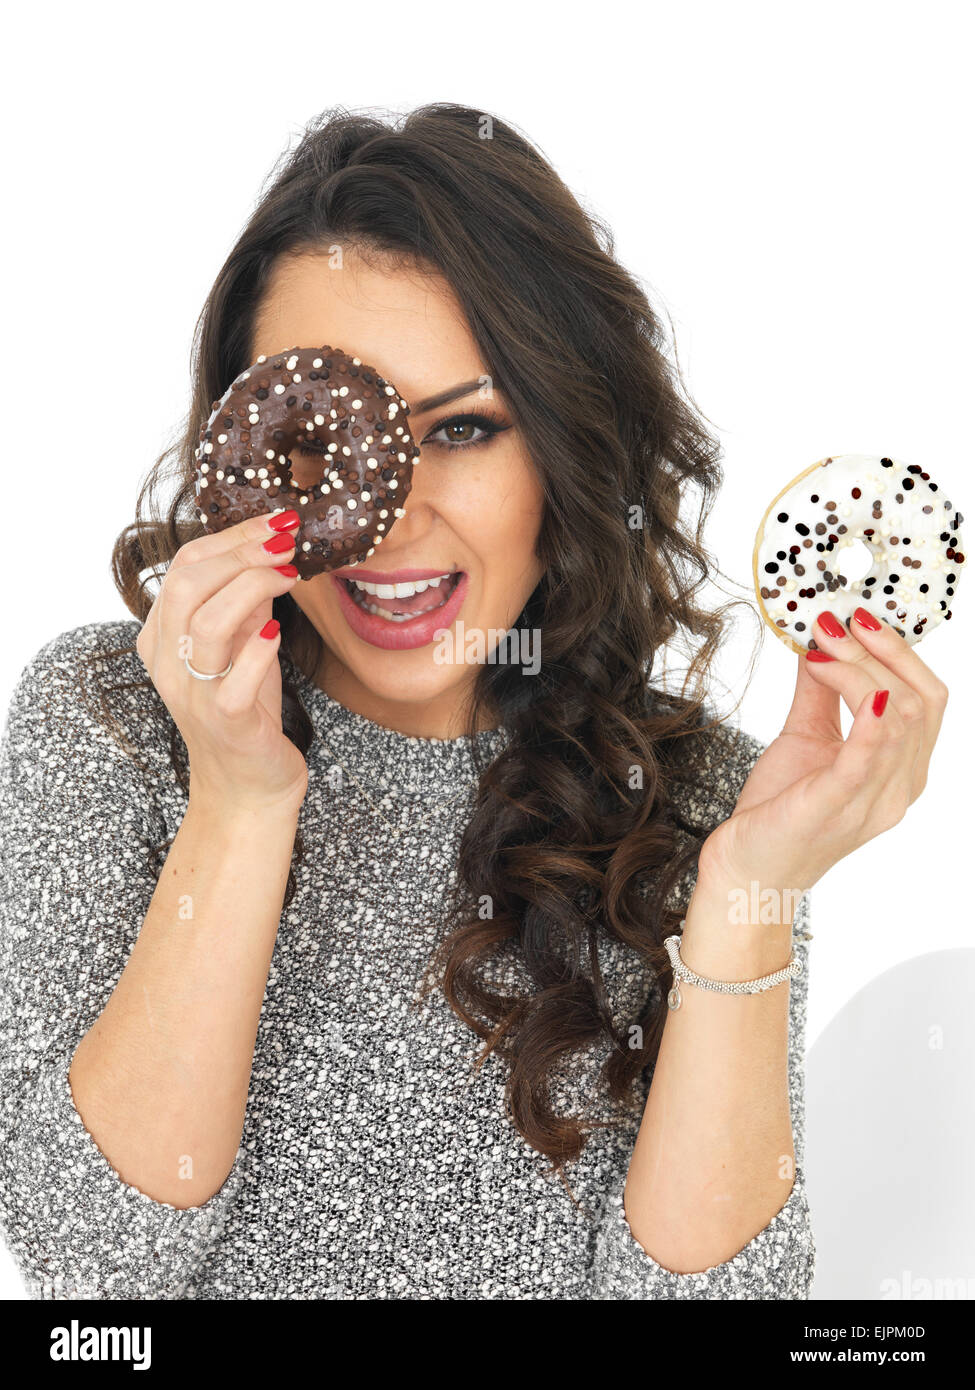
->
[753, 454, 965, 652]
[193, 345, 419, 579]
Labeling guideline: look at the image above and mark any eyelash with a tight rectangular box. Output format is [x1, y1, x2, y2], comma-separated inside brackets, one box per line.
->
[293, 408, 510, 458]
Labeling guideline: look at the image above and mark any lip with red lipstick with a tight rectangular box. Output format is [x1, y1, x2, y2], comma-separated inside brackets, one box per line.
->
[330, 565, 469, 651]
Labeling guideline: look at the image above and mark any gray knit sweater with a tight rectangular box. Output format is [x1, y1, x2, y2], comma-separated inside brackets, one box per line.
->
[0, 620, 814, 1300]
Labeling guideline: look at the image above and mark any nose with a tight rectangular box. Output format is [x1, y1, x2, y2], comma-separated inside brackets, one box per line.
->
[383, 447, 440, 545]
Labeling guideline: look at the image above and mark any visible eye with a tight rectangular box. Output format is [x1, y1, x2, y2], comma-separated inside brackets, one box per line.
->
[291, 408, 512, 459]
[421, 410, 512, 451]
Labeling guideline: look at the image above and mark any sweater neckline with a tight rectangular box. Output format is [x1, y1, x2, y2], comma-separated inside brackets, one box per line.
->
[281, 653, 510, 802]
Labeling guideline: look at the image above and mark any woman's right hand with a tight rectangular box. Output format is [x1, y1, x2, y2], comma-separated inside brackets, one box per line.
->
[136, 509, 310, 814]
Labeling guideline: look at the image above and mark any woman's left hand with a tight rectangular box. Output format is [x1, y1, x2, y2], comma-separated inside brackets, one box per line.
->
[698, 606, 950, 898]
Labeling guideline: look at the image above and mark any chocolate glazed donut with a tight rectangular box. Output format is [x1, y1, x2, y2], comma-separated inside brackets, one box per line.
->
[194, 345, 419, 578]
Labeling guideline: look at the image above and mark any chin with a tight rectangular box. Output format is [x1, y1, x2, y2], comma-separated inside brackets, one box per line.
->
[342, 645, 478, 705]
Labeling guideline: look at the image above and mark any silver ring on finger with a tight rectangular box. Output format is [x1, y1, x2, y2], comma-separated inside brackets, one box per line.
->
[184, 654, 233, 681]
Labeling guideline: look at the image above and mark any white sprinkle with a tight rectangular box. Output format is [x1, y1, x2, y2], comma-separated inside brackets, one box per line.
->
[347, 498, 357, 509]
[312, 357, 323, 368]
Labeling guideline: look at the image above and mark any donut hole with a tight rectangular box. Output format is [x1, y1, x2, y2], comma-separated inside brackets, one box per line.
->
[289, 442, 331, 492]
[839, 538, 874, 585]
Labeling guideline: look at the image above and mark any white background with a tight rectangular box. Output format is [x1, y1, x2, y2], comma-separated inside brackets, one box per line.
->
[1, 0, 972, 1298]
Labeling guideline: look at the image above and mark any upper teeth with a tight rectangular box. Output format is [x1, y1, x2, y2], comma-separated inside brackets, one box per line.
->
[351, 574, 450, 599]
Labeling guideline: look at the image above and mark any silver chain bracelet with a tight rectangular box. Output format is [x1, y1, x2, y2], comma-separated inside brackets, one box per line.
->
[663, 922, 803, 1011]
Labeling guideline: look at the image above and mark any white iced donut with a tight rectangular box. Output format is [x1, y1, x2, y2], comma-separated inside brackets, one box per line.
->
[753, 454, 965, 652]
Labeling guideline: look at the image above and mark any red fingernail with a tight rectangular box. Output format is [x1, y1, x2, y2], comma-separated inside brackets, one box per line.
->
[872, 689, 890, 717]
[267, 510, 301, 532]
[805, 649, 835, 662]
[263, 533, 295, 554]
[274, 563, 299, 578]
[259, 619, 280, 640]
[854, 607, 883, 631]
[817, 611, 847, 640]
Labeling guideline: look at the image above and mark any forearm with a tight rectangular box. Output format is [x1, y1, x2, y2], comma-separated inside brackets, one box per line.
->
[69, 793, 300, 1209]
[623, 878, 797, 1273]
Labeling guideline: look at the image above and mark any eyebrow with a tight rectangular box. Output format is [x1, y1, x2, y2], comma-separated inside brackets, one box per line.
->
[410, 379, 503, 415]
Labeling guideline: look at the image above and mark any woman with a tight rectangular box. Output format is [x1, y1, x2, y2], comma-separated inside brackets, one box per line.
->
[0, 104, 947, 1301]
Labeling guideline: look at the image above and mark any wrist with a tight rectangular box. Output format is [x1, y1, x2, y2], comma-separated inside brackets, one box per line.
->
[186, 782, 305, 827]
[680, 876, 798, 979]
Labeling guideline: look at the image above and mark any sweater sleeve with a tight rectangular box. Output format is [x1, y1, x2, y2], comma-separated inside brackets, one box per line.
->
[591, 716, 816, 1299]
[0, 627, 244, 1300]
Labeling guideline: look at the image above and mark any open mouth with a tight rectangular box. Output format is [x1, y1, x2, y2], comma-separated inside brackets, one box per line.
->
[338, 571, 464, 623]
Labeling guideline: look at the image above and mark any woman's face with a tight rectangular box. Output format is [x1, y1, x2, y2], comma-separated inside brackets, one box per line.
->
[250, 247, 545, 736]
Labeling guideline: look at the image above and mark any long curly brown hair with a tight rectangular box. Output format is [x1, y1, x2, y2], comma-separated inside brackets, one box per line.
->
[93, 102, 746, 1171]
